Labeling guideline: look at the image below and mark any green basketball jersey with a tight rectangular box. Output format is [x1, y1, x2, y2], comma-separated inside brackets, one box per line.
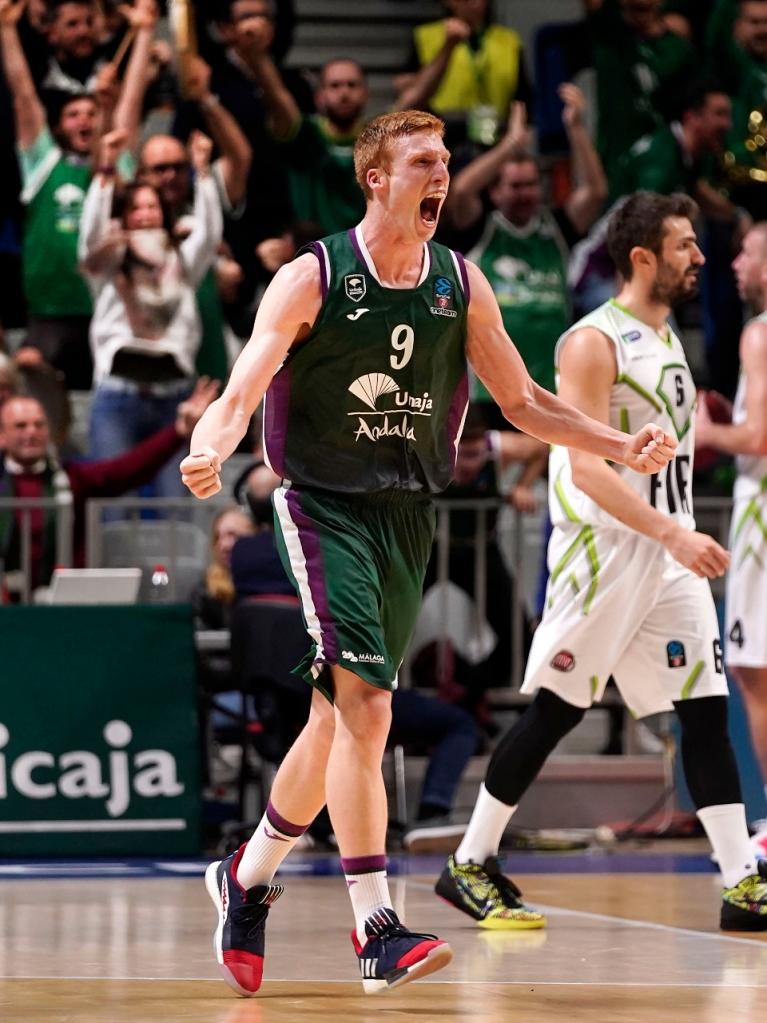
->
[468, 209, 569, 395]
[20, 137, 93, 318]
[263, 226, 470, 494]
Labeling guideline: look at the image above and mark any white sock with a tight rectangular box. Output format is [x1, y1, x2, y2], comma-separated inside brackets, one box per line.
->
[697, 803, 757, 887]
[237, 804, 308, 889]
[455, 784, 517, 865]
[345, 869, 392, 947]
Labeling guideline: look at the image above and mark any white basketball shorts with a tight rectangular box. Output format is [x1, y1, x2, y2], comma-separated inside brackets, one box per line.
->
[725, 493, 767, 668]
[522, 526, 727, 718]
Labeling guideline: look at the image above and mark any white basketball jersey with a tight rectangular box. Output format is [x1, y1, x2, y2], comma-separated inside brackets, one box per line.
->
[549, 299, 696, 533]
[733, 312, 767, 503]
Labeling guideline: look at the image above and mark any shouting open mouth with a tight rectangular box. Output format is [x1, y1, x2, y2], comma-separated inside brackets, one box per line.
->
[419, 192, 445, 228]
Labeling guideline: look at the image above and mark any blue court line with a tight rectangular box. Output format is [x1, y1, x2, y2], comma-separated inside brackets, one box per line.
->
[0, 850, 718, 880]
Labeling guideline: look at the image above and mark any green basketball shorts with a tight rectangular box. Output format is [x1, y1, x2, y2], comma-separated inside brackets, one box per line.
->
[272, 484, 436, 701]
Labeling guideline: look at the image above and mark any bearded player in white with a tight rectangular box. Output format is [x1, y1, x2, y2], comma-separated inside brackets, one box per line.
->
[697, 222, 767, 861]
[436, 192, 767, 933]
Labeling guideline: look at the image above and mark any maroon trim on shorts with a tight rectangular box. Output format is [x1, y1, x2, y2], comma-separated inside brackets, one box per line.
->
[285, 489, 339, 664]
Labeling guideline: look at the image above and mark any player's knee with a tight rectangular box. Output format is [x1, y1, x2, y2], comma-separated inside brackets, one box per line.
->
[534, 687, 587, 737]
[730, 665, 767, 698]
[307, 691, 336, 744]
[674, 695, 729, 740]
[335, 686, 392, 744]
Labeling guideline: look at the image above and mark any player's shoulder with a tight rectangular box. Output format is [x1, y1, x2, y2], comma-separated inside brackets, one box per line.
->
[741, 315, 767, 369]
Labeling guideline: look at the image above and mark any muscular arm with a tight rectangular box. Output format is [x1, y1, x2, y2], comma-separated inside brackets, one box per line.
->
[250, 51, 300, 141]
[182, 253, 322, 493]
[444, 102, 528, 232]
[395, 20, 467, 112]
[464, 261, 676, 471]
[560, 327, 729, 577]
[697, 321, 767, 455]
[560, 84, 608, 235]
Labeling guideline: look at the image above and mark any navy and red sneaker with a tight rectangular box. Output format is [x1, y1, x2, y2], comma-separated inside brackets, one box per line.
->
[204, 843, 283, 996]
[351, 907, 453, 994]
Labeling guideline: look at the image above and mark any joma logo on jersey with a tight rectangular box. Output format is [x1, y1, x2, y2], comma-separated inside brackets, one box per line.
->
[345, 274, 367, 302]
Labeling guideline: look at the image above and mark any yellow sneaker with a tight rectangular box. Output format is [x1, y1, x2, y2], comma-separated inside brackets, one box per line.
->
[435, 855, 546, 930]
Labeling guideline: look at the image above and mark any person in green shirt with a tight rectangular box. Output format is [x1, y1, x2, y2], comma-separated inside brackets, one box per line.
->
[445, 85, 607, 411]
[584, 0, 698, 184]
[609, 83, 733, 208]
[0, 0, 97, 388]
[247, 41, 368, 236]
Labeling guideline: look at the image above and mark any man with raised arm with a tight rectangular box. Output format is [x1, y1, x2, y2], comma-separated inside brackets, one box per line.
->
[180, 111, 675, 996]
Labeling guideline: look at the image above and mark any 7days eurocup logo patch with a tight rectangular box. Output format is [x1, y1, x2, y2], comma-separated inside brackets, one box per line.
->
[431, 275, 457, 318]
[345, 273, 366, 302]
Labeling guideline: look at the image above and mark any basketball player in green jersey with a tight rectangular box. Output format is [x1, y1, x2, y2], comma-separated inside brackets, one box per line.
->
[437, 192, 767, 935]
[697, 222, 767, 861]
[180, 111, 676, 996]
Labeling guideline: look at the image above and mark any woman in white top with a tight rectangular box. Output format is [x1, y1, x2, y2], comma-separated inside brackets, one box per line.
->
[79, 128, 223, 498]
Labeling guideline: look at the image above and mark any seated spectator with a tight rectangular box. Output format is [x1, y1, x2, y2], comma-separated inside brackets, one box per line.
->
[231, 461, 297, 599]
[192, 505, 255, 630]
[445, 87, 607, 410]
[79, 129, 222, 498]
[0, 378, 216, 595]
[248, 50, 368, 235]
[584, 0, 697, 184]
[420, 407, 547, 722]
[397, 0, 531, 149]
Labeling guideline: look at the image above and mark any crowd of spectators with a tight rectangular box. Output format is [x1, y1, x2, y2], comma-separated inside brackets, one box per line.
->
[0, 0, 764, 680]
[3, 0, 766, 839]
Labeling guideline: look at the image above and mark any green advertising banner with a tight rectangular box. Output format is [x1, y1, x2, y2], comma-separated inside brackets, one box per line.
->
[0, 605, 201, 856]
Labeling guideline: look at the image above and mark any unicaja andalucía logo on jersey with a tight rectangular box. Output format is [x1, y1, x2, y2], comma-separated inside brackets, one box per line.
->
[348, 373, 433, 443]
[0, 719, 184, 821]
[345, 273, 366, 302]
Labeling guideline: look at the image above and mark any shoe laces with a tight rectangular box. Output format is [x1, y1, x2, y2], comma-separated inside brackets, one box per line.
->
[483, 856, 524, 904]
[364, 907, 437, 945]
[231, 883, 282, 938]
[374, 922, 439, 945]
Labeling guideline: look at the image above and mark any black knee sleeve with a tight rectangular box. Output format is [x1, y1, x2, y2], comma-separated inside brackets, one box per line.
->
[674, 696, 742, 810]
[485, 688, 586, 806]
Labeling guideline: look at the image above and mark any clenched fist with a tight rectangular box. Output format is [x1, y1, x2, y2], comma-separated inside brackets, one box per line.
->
[180, 445, 221, 499]
[623, 424, 677, 474]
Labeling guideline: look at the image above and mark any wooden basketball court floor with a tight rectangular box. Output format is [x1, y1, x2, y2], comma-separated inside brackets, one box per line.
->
[2, 852, 767, 1023]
